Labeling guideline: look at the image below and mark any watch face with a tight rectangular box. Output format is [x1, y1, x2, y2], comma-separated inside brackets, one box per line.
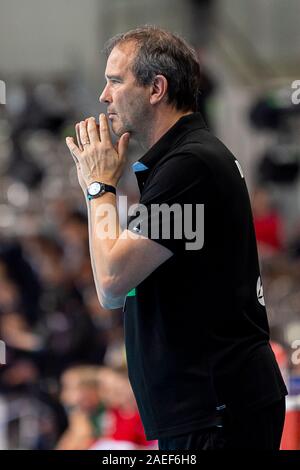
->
[89, 182, 103, 196]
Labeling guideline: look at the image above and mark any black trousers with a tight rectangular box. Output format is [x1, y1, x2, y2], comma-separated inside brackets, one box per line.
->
[158, 397, 286, 450]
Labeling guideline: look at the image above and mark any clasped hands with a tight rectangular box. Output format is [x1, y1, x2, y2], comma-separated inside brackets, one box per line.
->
[66, 114, 130, 191]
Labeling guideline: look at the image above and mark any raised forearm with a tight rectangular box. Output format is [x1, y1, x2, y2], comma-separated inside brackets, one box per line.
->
[66, 114, 130, 308]
[85, 198, 106, 306]
[87, 193, 125, 308]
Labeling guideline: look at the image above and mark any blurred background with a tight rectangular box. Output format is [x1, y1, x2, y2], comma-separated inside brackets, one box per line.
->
[0, 0, 300, 450]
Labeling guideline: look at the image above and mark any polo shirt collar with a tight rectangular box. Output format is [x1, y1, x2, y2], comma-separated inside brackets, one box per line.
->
[131, 113, 207, 187]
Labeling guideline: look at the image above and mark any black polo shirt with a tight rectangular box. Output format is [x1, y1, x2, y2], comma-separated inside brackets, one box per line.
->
[123, 113, 287, 440]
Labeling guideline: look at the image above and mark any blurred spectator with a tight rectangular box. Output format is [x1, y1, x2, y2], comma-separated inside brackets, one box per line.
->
[56, 365, 105, 450]
[251, 187, 285, 258]
[90, 368, 157, 450]
[0, 240, 41, 325]
[270, 341, 289, 388]
[0, 358, 67, 449]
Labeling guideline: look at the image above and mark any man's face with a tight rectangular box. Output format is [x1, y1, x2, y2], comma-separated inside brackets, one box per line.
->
[99, 42, 152, 138]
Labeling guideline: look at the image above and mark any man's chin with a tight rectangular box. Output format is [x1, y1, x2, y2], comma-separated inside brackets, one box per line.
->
[109, 121, 120, 136]
[111, 122, 128, 138]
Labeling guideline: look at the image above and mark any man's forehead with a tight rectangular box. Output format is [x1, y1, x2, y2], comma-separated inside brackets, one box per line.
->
[105, 42, 136, 75]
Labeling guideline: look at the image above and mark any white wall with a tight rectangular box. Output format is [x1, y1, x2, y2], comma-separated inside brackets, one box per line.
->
[0, 0, 100, 77]
[218, 0, 300, 63]
[0, 0, 191, 79]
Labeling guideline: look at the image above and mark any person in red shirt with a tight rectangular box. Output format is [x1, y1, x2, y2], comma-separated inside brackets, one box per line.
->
[90, 368, 157, 449]
[252, 187, 285, 256]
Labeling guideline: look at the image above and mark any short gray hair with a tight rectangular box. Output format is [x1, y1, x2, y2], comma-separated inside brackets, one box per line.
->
[103, 25, 201, 112]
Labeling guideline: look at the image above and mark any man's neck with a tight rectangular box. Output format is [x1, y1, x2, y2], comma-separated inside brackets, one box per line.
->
[139, 108, 193, 151]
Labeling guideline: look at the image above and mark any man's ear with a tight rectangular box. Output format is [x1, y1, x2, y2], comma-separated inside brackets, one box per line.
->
[149, 75, 168, 105]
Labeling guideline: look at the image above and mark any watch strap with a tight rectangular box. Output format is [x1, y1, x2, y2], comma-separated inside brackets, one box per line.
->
[87, 182, 116, 200]
[103, 183, 116, 195]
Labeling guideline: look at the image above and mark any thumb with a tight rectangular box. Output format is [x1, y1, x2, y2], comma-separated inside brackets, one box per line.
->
[118, 132, 130, 159]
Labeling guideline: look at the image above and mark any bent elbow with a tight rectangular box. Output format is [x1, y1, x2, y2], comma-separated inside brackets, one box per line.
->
[102, 275, 126, 299]
[100, 276, 126, 309]
[99, 296, 113, 310]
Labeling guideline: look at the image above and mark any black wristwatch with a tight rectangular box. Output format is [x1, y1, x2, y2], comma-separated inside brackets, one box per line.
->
[87, 181, 116, 200]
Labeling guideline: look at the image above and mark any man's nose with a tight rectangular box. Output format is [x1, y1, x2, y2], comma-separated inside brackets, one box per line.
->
[99, 84, 111, 104]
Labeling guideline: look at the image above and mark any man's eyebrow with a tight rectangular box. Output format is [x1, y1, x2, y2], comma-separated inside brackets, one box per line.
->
[105, 74, 123, 81]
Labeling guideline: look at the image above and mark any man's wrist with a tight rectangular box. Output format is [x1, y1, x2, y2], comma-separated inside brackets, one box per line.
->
[86, 177, 118, 187]
[86, 180, 117, 201]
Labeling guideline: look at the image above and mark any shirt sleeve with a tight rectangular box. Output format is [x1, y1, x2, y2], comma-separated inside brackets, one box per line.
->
[127, 152, 211, 254]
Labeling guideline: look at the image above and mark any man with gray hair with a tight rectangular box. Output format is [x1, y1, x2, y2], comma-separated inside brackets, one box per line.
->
[66, 26, 287, 450]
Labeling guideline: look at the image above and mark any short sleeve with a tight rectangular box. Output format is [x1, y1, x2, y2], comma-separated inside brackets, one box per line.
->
[127, 153, 211, 254]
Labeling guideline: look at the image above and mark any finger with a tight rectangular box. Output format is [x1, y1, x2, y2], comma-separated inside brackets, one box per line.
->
[79, 120, 89, 146]
[87, 117, 100, 143]
[66, 137, 81, 161]
[99, 113, 112, 146]
[75, 123, 83, 151]
[118, 132, 130, 159]
[86, 119, 100, 139]
[70, 150, 79, 164]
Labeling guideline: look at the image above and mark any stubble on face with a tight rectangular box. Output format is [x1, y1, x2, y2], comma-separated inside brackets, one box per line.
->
[115, 92, 153, 143]
[105, 43, 154, 145]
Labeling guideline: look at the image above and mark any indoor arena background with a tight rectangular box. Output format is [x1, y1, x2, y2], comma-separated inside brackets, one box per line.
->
[0, 0, 300, 450]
